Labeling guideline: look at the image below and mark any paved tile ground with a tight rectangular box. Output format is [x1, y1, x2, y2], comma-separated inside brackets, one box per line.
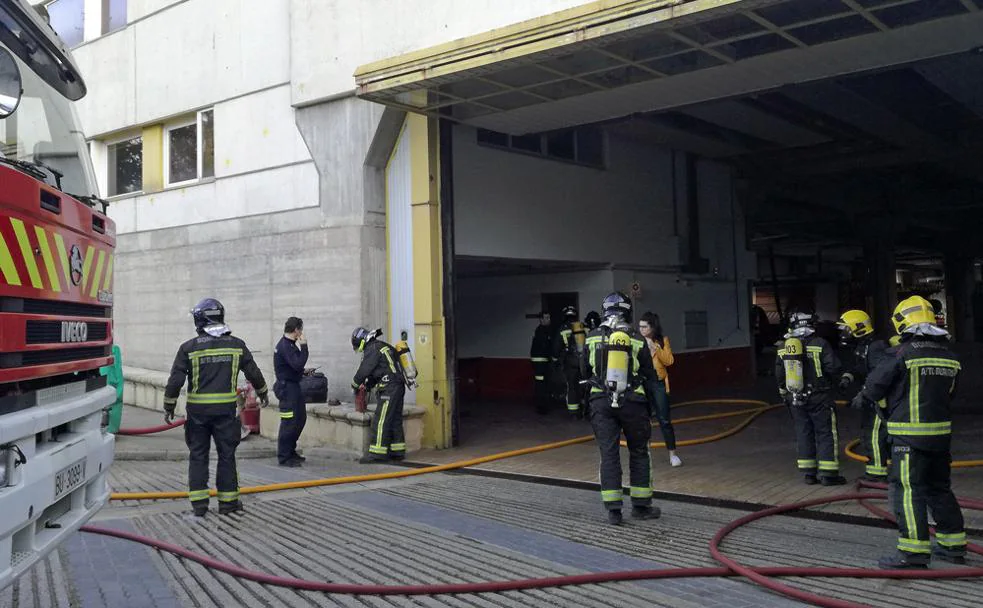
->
[417, 380, 983, 527]
[4, 382, 981, 607]
[5, 456, 982, 608]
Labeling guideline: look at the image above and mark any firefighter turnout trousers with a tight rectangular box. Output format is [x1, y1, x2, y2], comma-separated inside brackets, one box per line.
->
[790, 396, 840, 478]
[564, 363, 584, 414]
[369, 383, 406, 458]
[861, 404, 890, 478]
[532, 357, 550, 414]
[589, 396, 652, 511]
[276, 381, 307, 464]
[890, 444, 966, 557]
[185, 405, 241, 507]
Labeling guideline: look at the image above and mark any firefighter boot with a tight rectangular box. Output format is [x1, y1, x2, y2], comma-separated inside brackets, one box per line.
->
[631, 506, 662, 520]
[933, 545, 967, 565]
[192, 503, 208, 518]
[878, 551, 929, 570]
[820, 475, 847, 486]
[803, 473, 818, 485]
[607, 510, 623, 526]
[219, 501, 245, 516]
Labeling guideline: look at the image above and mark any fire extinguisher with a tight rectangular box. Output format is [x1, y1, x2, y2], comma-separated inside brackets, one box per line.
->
[237, 380, 261, 437]
[355, 384, 368, 413]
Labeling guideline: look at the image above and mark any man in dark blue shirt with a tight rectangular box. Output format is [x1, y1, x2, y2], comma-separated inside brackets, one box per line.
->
[274, 317, 309, 467]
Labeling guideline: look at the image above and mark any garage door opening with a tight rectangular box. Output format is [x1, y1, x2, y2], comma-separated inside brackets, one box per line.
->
[359, 0, 983, 449]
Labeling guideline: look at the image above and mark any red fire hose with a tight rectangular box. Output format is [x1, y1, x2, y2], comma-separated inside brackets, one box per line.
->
[116, 419, 186, 436]
[80, 488, 983, 603]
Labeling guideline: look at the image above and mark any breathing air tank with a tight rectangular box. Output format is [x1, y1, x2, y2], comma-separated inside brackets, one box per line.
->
[395, 332, 419, 389]
[782, 337, 806, 405]
[571, 321, 586, 352]
[605, 330, 632, 407]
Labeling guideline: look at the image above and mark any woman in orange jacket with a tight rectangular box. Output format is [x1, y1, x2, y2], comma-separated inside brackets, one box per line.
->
[639, 312, 682, 467]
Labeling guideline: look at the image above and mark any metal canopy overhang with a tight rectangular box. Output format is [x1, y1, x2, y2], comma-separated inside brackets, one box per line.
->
[354, 0, 983, 135]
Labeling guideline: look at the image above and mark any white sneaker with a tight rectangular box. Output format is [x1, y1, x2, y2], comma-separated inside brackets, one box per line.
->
[669, 454, 683, 468]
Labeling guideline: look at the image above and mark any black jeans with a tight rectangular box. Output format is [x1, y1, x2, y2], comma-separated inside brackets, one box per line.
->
[645, 379, 676, 450]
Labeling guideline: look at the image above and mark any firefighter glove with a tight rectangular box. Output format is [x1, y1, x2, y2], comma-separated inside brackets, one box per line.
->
[850, 394, 867, 410]
[259, 392, 270, 408]
[164, 403, 176, 425]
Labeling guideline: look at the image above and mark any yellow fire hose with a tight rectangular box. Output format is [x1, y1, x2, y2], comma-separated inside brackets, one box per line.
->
[111, 398, 980, 502]
[111, 399, 777, 501]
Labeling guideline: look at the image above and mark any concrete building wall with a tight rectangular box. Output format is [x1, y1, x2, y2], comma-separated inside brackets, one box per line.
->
[60, 0, 384, 399]
[289, 0, 594, 106]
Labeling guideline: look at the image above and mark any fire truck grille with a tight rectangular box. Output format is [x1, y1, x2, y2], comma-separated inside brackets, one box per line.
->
[0, 346, 111, 368]
[0, 297, 110, 318]
[25, 321, 109, 345]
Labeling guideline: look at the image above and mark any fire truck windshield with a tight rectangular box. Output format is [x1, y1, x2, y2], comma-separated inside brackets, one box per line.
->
[0, 43, 95, 197]
[0, 2, 95, 198]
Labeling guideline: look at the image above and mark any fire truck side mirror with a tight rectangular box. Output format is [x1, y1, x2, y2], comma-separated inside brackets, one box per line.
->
[0, 48, 22, 118]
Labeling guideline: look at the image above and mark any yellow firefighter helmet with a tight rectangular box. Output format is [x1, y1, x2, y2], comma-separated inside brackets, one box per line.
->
[891, 296, 936, 335]
[837, 309, 874, 339]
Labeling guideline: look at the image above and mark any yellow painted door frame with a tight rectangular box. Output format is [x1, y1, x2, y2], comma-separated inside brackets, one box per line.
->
[407, 113, 451, 449]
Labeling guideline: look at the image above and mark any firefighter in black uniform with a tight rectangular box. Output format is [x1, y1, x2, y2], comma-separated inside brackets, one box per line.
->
[836, 309, 890, 481]
[775, 310, 846, 486]
[274, 316, 309, 467]
[854, 296, 966, 569]
[584, 292, 661, 525]
[164, 298, 269, 517]
[553, 305, 587, 418]
[530, 311, 553, 415]
[351, 327, 407, 463]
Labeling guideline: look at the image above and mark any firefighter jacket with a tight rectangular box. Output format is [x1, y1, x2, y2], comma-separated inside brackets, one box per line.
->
[842, 337, 889, 385]
[552, 321, 586, 368]
[583, 324, 657, 403]
[164, 332, 268, 409]
[859, 336, 960, 452]
[530, 325, 553, 366]
[351, 339, 404, 392]
[775, 334, 841, 395]
[274, 336, 309, 384]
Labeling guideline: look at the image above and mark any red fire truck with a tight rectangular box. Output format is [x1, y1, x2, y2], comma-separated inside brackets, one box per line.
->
[0, 0, 116, 589]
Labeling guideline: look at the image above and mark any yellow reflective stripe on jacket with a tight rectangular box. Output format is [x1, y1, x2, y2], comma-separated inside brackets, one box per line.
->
[806, 345, 823, 377]
[904, 358, 961, 370]
[188, 348, 244, 358]
[531, 357, 550, 362]
[904, 358, 961, 425]
[187, 392, 238, 404]
[381, 346, 398, 374]
[587, 336, 601, 370]
[886, 421, 951, 436]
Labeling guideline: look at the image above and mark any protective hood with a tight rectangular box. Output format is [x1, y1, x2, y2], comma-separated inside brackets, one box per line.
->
[903, 322, 949, 338]
[203, 323, 231, 337]
[785, 327, 815, 338]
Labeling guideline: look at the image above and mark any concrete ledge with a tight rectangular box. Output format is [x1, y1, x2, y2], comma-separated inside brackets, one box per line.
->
[259, 402, 425, 457]
[123, 366, 187, 414]
[123, 366, 424, 456]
